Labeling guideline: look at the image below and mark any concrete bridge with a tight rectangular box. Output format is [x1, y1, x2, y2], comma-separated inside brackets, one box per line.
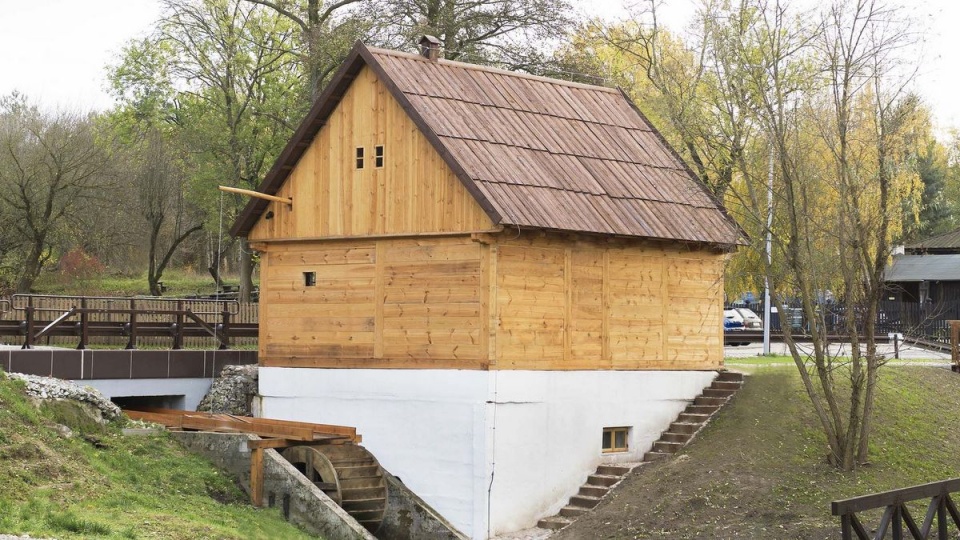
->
[1, 347, 256, 410]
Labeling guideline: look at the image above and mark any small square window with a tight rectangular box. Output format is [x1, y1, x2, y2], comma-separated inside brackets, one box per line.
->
[303, 271, 316, 287]
[356, 147, 364, 169]
[602, 427, 629, 453]
[375, 145, 384, 168]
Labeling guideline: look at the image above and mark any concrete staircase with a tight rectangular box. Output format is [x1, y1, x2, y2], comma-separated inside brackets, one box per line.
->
[536, 371, 745, 532]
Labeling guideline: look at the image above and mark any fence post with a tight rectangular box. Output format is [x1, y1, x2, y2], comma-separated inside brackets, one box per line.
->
[173, 299, 184, 350]
[22, 301, 34, 350]
[951, 321, 960, 372]
[77, 297, 88, 350]
[219, 305, 231, 350]
[126, 298, 138, 350]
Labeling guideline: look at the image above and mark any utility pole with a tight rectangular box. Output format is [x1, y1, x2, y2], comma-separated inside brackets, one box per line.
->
[763, 147, 773, 355]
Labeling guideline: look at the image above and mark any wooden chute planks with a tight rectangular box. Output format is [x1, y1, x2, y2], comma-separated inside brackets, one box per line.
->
[122, 407, 360, 443]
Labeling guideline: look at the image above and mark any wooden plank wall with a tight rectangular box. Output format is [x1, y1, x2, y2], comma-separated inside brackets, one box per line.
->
[495, 234, 724, 370]
[249, 65, 493, 242]
[259, 236, 486, 369]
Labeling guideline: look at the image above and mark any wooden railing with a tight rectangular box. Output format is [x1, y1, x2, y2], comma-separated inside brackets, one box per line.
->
[0, 294, 257, 350]
[832, 479, 960, 540]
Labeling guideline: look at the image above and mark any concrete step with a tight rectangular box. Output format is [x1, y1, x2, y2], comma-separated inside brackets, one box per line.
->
[569, 495, 603, 509]
[686, 404, 720, 415]
[653, 441, 684, 454]
[643, 451, 671, 462]
[659, 432, 693, 444]
[702, 387, 736, 398]
[669, 421, 700, 434]
[678, 413, 711, 424]
[587, 473, 621, 487]
[559, 505, 588, 518]
[537, 516, 572, 530]
[694, 396, 727, 407]
[717, 371, 744, 382]
[711, 380, 742, 391]
[596, 464, 631, 477]
[579, 484, 609, 498]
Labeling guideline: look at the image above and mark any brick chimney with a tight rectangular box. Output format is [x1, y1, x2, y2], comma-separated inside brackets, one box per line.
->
[419, 35, 441, 61]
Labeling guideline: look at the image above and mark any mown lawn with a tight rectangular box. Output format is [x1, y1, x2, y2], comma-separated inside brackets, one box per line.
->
[0, 373, 315, 539]
[556, 366, 960, 539]
[30, 269, 254, 298]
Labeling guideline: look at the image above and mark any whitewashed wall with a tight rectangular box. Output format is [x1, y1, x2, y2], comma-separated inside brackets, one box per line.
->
[258, 368, 717, 539]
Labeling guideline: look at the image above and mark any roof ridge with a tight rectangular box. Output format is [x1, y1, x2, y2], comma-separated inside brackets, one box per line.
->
[366, 46, 621, 94]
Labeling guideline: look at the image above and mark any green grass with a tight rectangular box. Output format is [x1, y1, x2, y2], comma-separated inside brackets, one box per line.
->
[727, 354, 944, 365]
[0, 371, 315, 539]
[557, 365, 960, 539]
[31, 268, 256, 297]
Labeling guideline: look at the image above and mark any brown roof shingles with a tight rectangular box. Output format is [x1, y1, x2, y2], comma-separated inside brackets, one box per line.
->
[231, 42, 744, 247]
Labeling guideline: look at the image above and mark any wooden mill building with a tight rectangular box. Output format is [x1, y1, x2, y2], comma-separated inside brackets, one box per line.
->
[232, 39, 743, 538]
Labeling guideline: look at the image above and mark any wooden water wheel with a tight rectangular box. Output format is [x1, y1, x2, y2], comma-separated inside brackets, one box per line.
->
[281, 443, 387, 533]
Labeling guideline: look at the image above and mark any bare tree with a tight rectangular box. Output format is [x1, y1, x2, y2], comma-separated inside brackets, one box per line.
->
[369, 0, 576, 69]
[134, 132, 204, 296]
[0, 95, 113, 293]
[244, 0, 369, 98]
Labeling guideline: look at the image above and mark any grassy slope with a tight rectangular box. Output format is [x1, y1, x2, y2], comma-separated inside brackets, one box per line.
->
[30, 269, 254, 297]
[0, 373, 314, 540]
[556, 366, 960, 540]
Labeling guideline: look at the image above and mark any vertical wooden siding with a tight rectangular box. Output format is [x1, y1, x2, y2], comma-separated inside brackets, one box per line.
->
[259, 236, 486, 369]
[495, 234, 724, 370]
[248, 65, 493, 242]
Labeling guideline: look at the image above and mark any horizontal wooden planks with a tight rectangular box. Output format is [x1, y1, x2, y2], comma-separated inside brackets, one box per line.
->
[494, 234, 724, 370]
[259, 236, 486, 368]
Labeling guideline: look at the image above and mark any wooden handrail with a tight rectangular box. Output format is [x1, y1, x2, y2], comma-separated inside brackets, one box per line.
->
[832, 479, 960, 540]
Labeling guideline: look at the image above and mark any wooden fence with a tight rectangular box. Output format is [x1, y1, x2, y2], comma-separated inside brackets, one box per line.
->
[832, 478, 960, 539]
[0, 295, 258, 349]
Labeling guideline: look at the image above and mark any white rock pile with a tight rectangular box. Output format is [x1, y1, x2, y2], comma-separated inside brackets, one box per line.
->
[5, 372, 122, 422]
[197, 364, 258, 416]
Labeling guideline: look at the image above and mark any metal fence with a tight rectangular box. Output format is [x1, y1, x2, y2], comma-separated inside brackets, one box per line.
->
[731, 300, 960, 344]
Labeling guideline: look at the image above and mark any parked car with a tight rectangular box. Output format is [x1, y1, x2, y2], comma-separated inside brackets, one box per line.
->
[734, 307, 762, 329]
[724, 309, 751, 346]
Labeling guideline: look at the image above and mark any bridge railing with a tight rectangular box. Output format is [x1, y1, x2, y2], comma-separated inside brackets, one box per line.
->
[0, 294, 258, 350]
[832, 479, 960, 540]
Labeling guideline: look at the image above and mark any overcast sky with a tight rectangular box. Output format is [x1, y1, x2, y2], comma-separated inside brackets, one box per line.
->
[1, 0, 958, 135]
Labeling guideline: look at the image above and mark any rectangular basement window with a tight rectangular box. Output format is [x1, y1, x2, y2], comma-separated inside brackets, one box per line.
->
[602, 427, 629, 453]
[303, 271, 316, 287]
[356, 147, 364, 169]
[375, 145, 384, 167]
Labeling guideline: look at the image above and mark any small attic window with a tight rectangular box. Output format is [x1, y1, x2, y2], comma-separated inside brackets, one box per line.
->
[303, 271, 316, 287]
[375, 145, 384, 168]
[356, 147, 364, 169]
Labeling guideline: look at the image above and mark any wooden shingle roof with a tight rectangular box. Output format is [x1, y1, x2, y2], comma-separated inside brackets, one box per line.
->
[231, 42, 744, 247]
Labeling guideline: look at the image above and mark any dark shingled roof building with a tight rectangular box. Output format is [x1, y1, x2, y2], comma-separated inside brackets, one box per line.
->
[233, 43, 743, 247]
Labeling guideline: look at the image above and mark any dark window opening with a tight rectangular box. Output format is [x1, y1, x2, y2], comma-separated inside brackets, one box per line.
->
[304, 271, 316, 287]
[375, 145, 384, 168]
[356, 147, 364, 169]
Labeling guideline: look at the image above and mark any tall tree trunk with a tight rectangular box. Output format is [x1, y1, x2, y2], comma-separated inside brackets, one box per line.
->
[239, 238, 254, 302]
[16, 240, 46, 294]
